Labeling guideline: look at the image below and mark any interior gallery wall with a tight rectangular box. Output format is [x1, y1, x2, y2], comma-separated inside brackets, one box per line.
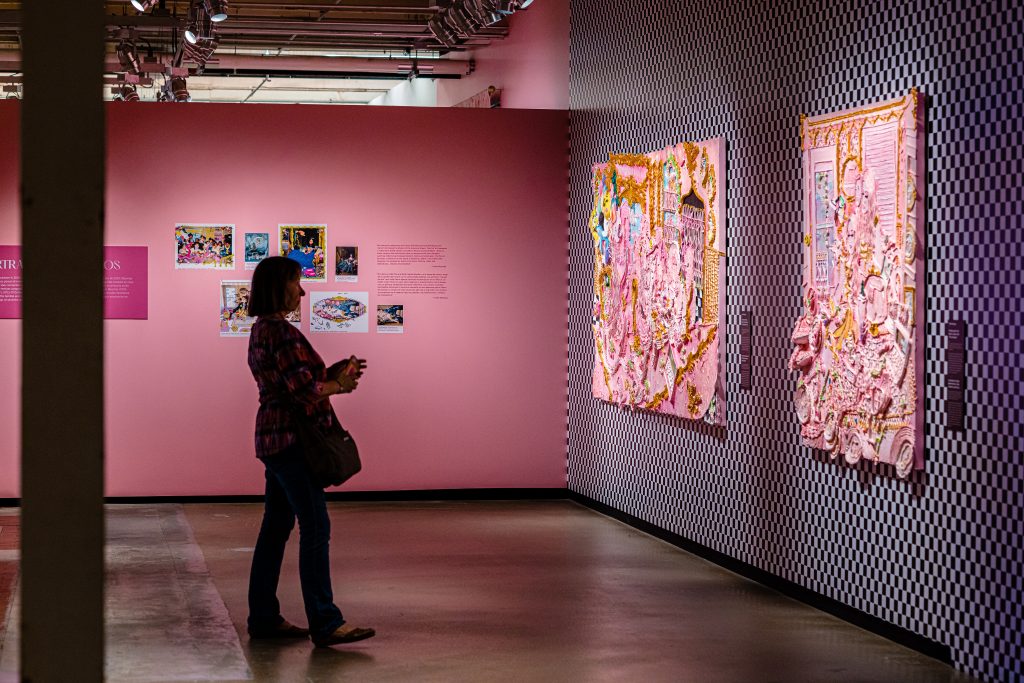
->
[567, 1, 1022, 682]
[0, 102, 569, 496]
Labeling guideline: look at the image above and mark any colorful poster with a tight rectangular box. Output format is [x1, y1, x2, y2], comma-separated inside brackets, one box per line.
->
[175, 224, 234, 269]
[376, 304, 404, 334]
[792, 90, 924, 477]
[285, 301, 301, 329]
[310, 291, 368, 333]
[280, 224, 326, 282]
[219, 280, 254, 337]
[590, 139, 727, 424]
[335, 246, 359, 283]
[244, 233, 269, 270]
[1, 245, 148, 319]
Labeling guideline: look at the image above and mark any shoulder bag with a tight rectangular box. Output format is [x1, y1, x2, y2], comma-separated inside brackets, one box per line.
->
[292, 404, 362, 488]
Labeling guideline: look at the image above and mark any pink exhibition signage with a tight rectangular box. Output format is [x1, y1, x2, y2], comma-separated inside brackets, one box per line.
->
[0, 245, 148, 319]
[0, 245, 20, 318]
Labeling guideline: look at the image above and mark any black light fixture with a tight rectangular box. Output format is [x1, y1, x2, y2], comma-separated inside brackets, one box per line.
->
[203, 0, 228, 22]
[184, 3, 210, 44]
[117, 40, 141, 74]
[428, 16, 456, 47]
[131, 0, 159, 11]
[117, 84, 140, 102]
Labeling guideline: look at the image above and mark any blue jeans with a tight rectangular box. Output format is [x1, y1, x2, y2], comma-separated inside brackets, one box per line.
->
[247, 443, 344, 640]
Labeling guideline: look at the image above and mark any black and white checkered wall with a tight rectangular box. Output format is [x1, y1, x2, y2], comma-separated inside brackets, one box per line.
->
[567, 1, 1024, 681]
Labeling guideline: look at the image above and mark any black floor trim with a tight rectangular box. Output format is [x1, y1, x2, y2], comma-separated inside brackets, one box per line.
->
[17, 488, 564, 505]
[567, 490, 952, 665]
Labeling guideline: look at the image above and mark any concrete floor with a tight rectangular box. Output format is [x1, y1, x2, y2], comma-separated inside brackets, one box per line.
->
[0, 501, 978, 682]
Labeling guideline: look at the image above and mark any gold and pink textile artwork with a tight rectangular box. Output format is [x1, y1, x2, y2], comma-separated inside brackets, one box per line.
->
[590, 140, 726, 424]
[791, 91, 925, 477]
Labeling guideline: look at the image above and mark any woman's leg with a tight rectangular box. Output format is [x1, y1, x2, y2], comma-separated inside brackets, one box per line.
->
[247, 457, 295, 634]
[261, 446, 344, 641]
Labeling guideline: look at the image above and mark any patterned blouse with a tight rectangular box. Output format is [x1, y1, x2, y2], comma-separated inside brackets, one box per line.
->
[247, 317, 334, 458]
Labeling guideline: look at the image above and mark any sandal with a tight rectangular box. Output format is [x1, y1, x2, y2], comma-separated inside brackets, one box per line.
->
[313, 624, 376, 647]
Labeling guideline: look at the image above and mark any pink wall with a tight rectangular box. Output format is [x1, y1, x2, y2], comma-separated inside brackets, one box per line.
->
[0, 101, 569, 496]
[436, 0, 569, 109]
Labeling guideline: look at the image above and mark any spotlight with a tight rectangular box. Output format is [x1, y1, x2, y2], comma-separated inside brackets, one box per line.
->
[184, 21, 199, 43]
[168, 76, 191, 102]
[428, 16, 456, 47]
[444, 6, 479, 37]
[203, 0, 228, 22]
[131, 0, 159, 11]
[117, 40, 141, 74]
[118, 84, 140, 102]
[518, 0, 534, 7]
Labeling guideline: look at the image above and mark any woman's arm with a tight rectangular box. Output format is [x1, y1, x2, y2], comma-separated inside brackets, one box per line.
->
[315, 374, 357, 398]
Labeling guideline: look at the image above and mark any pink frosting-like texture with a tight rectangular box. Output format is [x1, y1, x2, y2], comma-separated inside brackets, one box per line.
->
[791, 91, 924, 477]
[590, 140, 726, 425]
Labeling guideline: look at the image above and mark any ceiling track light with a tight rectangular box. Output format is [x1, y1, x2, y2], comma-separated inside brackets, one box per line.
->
[131, 0, 159, 12]
[168, 76, 191, 102]
[428, 16, 456, 47]
[203, 0, 229, 22]
[184, 4, 213, 45]
[183, 34, 219, 67]
[117, 84, 140, 102]
[117, 40, 142, 74]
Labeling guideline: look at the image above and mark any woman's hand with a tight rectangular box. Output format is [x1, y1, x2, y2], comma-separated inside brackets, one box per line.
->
[335, 373, 358, 394]
[328, 356, 367, 381]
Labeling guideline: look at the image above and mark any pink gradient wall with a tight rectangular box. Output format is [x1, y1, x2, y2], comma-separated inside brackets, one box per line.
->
[436, 0, 569, 109]
[0, 101, 569, 496]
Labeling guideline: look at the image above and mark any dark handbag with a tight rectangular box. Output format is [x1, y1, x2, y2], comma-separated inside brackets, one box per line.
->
[292, 404, 362, 488]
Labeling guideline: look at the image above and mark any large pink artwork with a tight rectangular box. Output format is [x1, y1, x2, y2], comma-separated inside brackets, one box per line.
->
[590, 140, 726, 424]
[791, 91, 924, 477]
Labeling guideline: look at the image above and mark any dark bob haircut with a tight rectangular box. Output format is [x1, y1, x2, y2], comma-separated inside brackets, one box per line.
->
[248, 256, 301, 317]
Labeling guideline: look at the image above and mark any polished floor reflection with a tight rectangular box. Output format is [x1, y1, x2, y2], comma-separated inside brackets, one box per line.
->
[0, 501, 977, 682]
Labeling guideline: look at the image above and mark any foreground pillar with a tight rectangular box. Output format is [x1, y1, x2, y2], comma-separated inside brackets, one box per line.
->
[21, 0, 106, 680]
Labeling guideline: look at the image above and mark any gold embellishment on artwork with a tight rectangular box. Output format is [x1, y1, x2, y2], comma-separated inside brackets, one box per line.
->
[683, 142, 699, 178]
[646, 387, 669, 411]
[907, 174, 917, 212]
[595, 264, 612, 320]
[619, 174, 648, 211]
[682, 281, 693, 344]
[804, 234, 812, 246]
[807, 94, 909, 128]
[904, 286, 916, 326]
[687, 384, 702, 416]
[831, 309, 855, 344]
[610, 153, 650, 167]
[674, 326, 717, 385]
[703, 246, 720, 324]
[595, 338, 613, 400]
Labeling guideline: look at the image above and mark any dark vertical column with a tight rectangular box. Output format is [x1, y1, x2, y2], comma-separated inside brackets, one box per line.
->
[20, 1, 106, 681]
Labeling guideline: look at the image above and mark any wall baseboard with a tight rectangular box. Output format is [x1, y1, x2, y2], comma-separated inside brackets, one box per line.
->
[1, 489, 567, 507]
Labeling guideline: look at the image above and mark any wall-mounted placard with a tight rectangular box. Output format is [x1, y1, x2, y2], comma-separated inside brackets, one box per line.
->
[946, 319, 966, 431]
[739, 310, 752, 390]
